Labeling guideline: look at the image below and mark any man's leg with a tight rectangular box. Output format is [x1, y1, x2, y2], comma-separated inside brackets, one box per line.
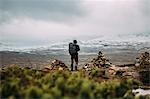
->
[75, 54, 78, 71]
[71, 55, 74, 71]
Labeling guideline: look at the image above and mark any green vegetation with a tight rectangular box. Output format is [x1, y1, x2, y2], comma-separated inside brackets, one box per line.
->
[0, 65, 148, 99]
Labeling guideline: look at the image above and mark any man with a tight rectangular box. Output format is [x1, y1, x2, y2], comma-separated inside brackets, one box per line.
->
[69, 40, 80, 71]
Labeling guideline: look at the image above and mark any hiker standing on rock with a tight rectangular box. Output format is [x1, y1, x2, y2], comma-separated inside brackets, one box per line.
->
[69, 40, 80, 71]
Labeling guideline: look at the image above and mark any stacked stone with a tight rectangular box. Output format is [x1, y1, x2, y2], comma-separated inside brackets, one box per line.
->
[83, 63, 94, 71]
[135, 52, 150, 85]
[92, 51, 112, 68]
[43, 59, 69, 72]
[83, 51, 112, 71]
[135, 52, 150, 67]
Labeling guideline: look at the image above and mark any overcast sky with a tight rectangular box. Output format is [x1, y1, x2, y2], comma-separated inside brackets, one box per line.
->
[0, 0, 150, 45]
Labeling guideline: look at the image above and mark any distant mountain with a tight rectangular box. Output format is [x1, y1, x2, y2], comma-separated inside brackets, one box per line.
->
[0, 33, 149, 54]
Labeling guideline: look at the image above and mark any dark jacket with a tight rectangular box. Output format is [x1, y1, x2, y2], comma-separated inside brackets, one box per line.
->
[75, 44, 80, 52]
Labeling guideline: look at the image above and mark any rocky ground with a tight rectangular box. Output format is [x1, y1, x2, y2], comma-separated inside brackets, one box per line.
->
[1, 47, 149, 69]
[0, 48, 149, 86]
[0, 50, 150, 98]
[42, 51, 150, 86]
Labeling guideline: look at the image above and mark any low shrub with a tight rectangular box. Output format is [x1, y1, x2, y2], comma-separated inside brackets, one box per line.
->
[0, 65, 142, 99]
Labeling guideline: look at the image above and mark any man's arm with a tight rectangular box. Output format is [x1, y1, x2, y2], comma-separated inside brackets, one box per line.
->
[76, 45, 80, 51]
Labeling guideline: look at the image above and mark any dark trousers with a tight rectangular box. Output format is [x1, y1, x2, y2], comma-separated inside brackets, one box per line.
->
[71, 53, 78, 71]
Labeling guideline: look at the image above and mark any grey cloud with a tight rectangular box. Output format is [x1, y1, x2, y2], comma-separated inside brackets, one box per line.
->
[0, 0, 85, 23]
[91, 0, 150, 34]
[140, 0, 150, 16]
[0, 0, 150, 46]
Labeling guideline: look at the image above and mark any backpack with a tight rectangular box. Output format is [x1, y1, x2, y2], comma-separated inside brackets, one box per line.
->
[69, 43, 77, 55]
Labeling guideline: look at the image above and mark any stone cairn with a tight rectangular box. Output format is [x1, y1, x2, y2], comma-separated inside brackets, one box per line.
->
[135, 52, 150, 68]
[43, 59, 69, 72]
[92, 51, 112, 67]
[107, 52, 150, 79]
[83, 51, 113, 71]
[135, 52, 150, 85]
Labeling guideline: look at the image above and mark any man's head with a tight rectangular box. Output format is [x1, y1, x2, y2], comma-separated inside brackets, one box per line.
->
[73, 40, 77, 44]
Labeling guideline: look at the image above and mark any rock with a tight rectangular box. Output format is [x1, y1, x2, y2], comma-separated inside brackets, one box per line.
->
[135, 63, 140, 67]
[44, 66, 52, 70]
[83, 63, 94, 71]
[108, 68, 116, 75]
[139, 70, 150, 86]
[109, 65, 119, 71]
[135, 57, 140, 67]
[58, 67, 64, 71]
[115, 70, 125, 76]
[123, 72, 139, 78]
